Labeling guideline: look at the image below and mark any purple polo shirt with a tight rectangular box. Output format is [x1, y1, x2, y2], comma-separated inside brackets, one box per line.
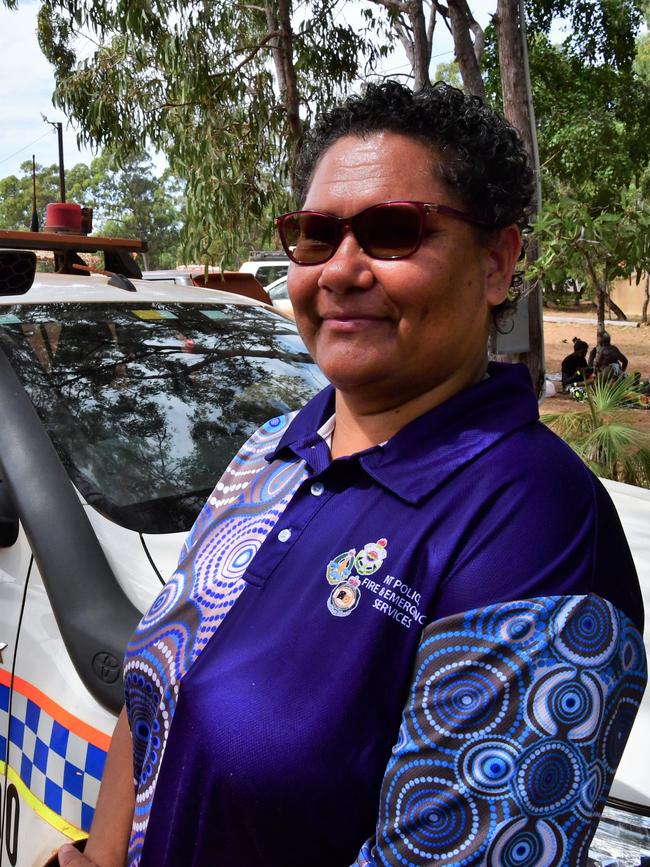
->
[124, 363, 644, 867]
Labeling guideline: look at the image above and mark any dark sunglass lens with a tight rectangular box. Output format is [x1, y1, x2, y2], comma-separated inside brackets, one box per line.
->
[357, 204, 422, 258]
[283, 213, 337, 264]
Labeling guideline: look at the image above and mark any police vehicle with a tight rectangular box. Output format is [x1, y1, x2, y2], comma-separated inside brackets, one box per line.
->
[0, 230, 326, 866]
[0, 232, 647, 866]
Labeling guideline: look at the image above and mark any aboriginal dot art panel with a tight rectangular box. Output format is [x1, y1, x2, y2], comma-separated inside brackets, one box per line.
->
[124, 413, 307, 867]
[351, 594, 646, 867]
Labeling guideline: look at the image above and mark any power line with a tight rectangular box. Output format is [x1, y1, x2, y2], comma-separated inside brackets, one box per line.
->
[0, 129, 53, 167]
[380, 47, 455, 76]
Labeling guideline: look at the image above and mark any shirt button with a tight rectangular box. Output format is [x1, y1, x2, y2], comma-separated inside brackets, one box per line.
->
[278, 528, 292, 542]
[310, 482, 325, 497]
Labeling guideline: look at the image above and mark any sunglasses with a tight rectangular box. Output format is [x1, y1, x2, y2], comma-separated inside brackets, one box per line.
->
[275, 200, 490, 266]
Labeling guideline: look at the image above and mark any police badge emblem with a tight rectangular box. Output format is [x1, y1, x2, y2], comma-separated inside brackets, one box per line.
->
[325, 539, 388, 617]
[327, 581, 360, 616]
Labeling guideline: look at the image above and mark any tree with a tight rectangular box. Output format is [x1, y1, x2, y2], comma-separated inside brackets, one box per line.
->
[33, 0, 389, 266]
[366, 0, 485, 94]
[493, 0, 544, 394]
[526, 0, 644, 70]
[529, 192, 650, 334]
[434, 59, 462, 86]
[480, 0, 650, 377]
[522, 36, 650, 210]
[77, 152, 185, 270]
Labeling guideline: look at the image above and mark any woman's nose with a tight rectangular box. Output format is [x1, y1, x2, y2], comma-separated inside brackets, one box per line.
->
[317, 230, 375, 294]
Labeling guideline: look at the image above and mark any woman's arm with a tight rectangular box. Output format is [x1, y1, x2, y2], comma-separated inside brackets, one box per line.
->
[58, 707, 135, 867]
[350, 595, 646, 867]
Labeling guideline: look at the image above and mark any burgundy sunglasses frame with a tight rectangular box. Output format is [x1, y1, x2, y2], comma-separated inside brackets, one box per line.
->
[275, 200, 492, 265]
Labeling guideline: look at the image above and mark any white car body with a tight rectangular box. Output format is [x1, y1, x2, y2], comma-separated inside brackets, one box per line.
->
[239, 256, 289, 288]
[265, 274, 293, 318]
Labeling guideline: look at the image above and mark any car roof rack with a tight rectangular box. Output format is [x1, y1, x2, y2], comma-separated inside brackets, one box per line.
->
[247, 250, 289, 261]
[0, 229, 147, 279]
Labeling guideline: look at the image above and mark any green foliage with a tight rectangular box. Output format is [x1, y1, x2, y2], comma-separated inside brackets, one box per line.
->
[434, 61, 462, 88]
[484, 28, 650, 210]
[526, 0, 644, 70]
[77, 152, 185, 269]
[542, 376, 650, 487]
[0, 154, 184, 269]
[634, 31, 650, 80]
[0, 160, 100, 231]
[529, 191, 650, 316]
[531, 36, 650, 208]
[34, 0, 391, 267]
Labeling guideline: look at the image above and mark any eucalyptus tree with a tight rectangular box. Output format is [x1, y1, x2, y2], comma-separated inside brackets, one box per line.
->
[29, 0, 388, 265]
[364, 0, 485, 94]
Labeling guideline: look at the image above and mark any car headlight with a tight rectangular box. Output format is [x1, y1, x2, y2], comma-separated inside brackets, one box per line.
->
[588, 801, 650, 866]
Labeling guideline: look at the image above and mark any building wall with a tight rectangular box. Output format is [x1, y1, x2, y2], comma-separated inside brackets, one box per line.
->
[610, 274, 649, 318]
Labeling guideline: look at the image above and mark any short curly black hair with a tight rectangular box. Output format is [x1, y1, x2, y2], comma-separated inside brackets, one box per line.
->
[296, 80, 535, 325]
[297, 79, 534, 228]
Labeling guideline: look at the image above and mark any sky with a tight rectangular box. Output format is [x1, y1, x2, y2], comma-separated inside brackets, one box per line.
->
[0, 0, 497, 184]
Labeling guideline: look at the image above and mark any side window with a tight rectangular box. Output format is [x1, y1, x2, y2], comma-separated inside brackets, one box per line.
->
[256, 266, 288, 287]
[268, 280, 289, 301]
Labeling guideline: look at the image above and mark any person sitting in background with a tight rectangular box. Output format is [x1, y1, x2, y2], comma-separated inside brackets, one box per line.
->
[589, 331, 628, 379]
[561, 336, 590, 389]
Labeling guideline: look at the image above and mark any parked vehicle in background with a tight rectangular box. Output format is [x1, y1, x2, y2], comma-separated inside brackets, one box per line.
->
[239, 251, 289, 287]
[142, 269, 269, 303]
[141, 269, 195, 285]
[266, 274, 293, 318]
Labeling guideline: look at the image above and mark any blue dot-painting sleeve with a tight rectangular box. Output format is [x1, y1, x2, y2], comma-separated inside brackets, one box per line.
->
[350, 594, 647, 867]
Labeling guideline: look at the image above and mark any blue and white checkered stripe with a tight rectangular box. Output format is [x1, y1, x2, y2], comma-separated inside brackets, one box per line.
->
[3, 684, 107, 832]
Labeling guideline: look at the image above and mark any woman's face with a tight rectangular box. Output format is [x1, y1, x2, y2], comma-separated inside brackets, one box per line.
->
[288, 132, 519, 409]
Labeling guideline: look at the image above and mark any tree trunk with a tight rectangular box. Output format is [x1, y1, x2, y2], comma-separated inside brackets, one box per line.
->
[597, 285, 606, 336]
[266, 0, 302, 192]
[368, 1, 433, 89]
[447, 0, 485, 97]
[494, 0, 544, 396]
[407, 0, 432, 89]
[642, 273, 649, 324]
[607, 295, 627, 321]
[582, 246, 606, 336]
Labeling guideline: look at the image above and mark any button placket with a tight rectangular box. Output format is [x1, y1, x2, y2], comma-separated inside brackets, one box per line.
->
[245, 478, 333, 583]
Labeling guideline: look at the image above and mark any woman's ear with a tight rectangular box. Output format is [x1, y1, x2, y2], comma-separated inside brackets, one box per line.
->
[484, 225, 523, 307]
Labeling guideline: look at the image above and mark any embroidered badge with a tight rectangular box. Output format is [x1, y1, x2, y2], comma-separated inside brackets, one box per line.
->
[326, 539, 388, 617]
[355, 538, 388, 575]
[326, 548, 356, 585]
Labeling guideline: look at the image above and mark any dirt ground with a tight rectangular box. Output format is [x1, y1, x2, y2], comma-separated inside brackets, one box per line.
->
[542, 307, 650, 434]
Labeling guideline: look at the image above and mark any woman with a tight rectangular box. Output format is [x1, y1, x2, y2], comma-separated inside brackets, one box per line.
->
[59, 82, 645, 867]
[561, 336, 590, 389]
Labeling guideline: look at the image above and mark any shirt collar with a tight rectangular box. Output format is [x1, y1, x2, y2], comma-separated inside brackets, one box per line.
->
[267, 362, 539, 503]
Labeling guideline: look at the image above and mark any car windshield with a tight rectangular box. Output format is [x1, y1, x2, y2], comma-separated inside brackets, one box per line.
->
[0, 302, 326, 533]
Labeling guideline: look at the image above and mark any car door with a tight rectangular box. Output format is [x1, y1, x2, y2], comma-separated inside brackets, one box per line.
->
[0, 475, 33, 867]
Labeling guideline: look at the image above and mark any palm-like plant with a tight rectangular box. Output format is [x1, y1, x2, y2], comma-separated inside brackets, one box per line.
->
[542, 376, 650, 488]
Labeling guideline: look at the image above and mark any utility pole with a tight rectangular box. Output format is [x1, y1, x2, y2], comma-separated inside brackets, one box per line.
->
[56, 122, 66, 202]
[494, 0, 545, 397]
[43, 117, 66, 202]
[30, 155, 39, 232]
